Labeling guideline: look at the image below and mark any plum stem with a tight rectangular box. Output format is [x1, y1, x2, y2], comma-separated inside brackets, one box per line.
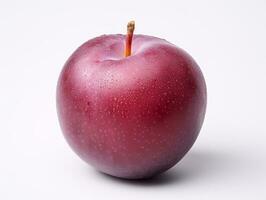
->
[124, 21, 135, 57]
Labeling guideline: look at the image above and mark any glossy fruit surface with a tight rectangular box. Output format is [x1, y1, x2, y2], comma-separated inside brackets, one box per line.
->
[57, 34, 207, 179]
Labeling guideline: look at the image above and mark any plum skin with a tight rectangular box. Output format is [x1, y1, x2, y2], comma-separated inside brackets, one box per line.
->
[56, 34, 207, 179]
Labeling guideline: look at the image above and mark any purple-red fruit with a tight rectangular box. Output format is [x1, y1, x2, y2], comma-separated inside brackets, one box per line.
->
[57, 31, 206, 179]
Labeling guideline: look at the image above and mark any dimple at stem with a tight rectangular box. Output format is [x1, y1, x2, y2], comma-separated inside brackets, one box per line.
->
[124, 21, 135, 57]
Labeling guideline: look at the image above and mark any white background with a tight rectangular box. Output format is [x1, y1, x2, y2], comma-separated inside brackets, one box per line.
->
[0, 0, 266, 199]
